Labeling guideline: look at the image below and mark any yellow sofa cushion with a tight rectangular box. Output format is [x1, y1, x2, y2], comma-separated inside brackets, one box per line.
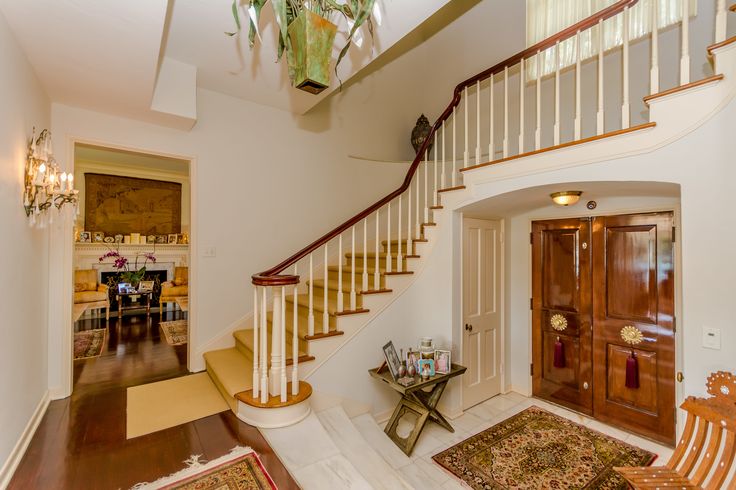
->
[161, 285, 188, 298]
[74, 291, 108, 303]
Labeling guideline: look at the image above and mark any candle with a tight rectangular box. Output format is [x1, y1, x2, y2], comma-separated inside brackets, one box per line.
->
[60, 173, 67, 192]
[34, 163, 46, 186]
[67, 173, 74, 191]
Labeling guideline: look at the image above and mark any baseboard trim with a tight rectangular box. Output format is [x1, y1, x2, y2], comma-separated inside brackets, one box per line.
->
[0, 390, 50, 488]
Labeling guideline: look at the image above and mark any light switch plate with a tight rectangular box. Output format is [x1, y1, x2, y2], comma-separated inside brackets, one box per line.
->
[702, 326, 721, 350]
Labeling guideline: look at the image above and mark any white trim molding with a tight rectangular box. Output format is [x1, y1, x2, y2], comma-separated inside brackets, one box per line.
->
[0, 391, 50, 488]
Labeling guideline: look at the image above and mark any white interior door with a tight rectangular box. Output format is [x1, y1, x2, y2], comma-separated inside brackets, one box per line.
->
[462, 217, 503, 410]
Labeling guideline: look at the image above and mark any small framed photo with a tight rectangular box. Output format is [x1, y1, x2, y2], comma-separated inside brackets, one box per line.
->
[418, 359, 435, 377]
[155, 235, 167, 244]
[167, 234, 178, 244]
[420, 350, 435, 361]
[146, 235, 156, 244]
[382, 340, 402, 381]
[79, 231, 91, 243]
[407, 349, 420, 371]
[114, 234, 123, 244]
[434, 349, 452, 374]
[138, 280, 154, 292]
[117, 282, 131, 293]
[92, 232, 104, 243]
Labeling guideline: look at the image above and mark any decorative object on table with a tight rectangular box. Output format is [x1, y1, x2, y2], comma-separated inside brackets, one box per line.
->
[226, 0, 378, 94]
[369, 363, 467, 456]
[406, 358, 416, 377]
[434, 349, 451, 374]
[73, 328, 106, 360]
[79, 231, 91, 243]
[84, 173, 182, 236]
[180, 233, 189, 245]
[411, 114, 434, 154]
[103, 236, 114, 244]
[396, 376, 416, 387]
[114, 234, 123, 244]
[156, 235, 167, 244]
[117, 282, 132, 294]
[130, 446, 276, 490]
[397, 349, 407, 378]
[123, 235, 131, 244]
[621, 325, 644, 389]
[146, 234, 156, 244]
[160, 319, 188, 346]
[99, 246, 157, 289]
[168, 233, 179, 244]
[382, 340, 402, 381]
[23, 128, 79, 227]
[138, 280, 155, 292]
[93, 231, 104, 243]
[419, 359, 435, 378]
[407, 348, 419, 374]
[433, 406, 655, 489]
[419, 337, 435, 360]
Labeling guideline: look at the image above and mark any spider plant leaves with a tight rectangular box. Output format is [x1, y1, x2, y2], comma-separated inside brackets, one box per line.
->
[225, 0, 241, 36]
[271, 0, 289, 60]
[248, 0, 267, 48]
[335, 0, 374, 71]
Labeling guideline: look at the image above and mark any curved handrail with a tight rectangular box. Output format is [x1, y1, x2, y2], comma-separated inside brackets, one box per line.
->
[252, 0, 639, 286]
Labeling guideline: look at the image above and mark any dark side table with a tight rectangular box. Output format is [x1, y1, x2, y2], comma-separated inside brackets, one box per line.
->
[115, 290, 153, 320]
[368, 363, 467, 455]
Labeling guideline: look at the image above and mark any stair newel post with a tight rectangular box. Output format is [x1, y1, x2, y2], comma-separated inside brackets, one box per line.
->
[452, 106, 457, 187]
[597, 19, 605, 135]
[441, 121, 446, 189]
[269, 286, 283, 398]
[574, 31, 581, 140]
[650, 0, 660, 94]
[554, 40, 561, 145]
[280, 285, 287, 403]
[680, 0, 690, 85]
[323, 245, 329, 334]
[252, 286, 259, 400]
[337, 233, 344, 312]
[475, 80, 481, 165]
[463, 85, 469, 169]
[716, 0, 727, 43]
[374, 209, 380, 291]
[520, 56, 526, 152]
[386, 201, 392, 273]
[308, 253, 314, 337]
[423, 149, 429, 223]
[489, 72, 495, 161]
[350, 226, 357, 310]
[433, 133, 439, 207]
[503, 65, 509, 158]
[397, 194, 403, 272]
[536, 51, 542, 149]
[260, 287, 268, 404]
[292, 266, 299, 396]
[622, 6, 631, 129]
[362, 218, 368, 292]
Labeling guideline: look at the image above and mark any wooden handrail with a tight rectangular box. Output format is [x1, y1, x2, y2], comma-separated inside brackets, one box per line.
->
[252, 0, 640, 286]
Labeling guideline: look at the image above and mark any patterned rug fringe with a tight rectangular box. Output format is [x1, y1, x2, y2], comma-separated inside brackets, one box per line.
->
[130, 446, 254, 489]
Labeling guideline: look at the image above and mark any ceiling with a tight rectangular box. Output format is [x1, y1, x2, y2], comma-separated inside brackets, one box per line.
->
[75, 143, 190, 176]
[0, 0, 453, 125]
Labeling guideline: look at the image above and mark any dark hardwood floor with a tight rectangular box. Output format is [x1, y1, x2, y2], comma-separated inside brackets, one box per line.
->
[10, 310, 299, 489]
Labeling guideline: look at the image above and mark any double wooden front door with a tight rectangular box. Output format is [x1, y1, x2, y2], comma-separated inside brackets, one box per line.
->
[532, 212, 675, 445]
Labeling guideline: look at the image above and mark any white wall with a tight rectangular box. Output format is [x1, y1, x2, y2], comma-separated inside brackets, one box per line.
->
[0, 8, 51, 484]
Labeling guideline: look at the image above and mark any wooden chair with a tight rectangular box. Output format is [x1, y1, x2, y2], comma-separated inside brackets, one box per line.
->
[615, 371, 736, 489]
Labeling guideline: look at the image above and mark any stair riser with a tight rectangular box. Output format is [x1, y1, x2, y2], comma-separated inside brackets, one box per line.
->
[344, 255, 406, 269]
[304, 286, 364, 310]
[327, 268, 397, 286]
[235, 327, 305, 360]
[267, 304, 338, 331]
[381, 242, 417, 255]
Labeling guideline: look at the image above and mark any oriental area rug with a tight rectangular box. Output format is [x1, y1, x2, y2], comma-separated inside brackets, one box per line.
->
[73, 328, 106, 360]
[131, 446, 276, 489]
[433, 406, 656, 489]
[160, 320, 188, 346]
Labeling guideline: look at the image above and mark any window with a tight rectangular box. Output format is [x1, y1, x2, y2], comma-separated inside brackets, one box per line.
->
[526, 0, 697, 79]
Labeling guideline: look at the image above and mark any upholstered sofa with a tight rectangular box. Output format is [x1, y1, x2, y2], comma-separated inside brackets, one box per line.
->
[73, 269, 110, 321]
[160, 266, 188, 315]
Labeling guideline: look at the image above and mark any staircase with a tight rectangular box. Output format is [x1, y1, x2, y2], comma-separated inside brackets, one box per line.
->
[202, 0, 736, 429]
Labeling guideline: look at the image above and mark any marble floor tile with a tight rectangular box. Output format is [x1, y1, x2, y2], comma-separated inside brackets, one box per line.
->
[481, 394, 521, 412]
[398, 461, 447, 490]
[465, 401, 503, 421]
[351, 413, 413, 470]
[294, 454, 373, 490]
[260, 412, 340, 470]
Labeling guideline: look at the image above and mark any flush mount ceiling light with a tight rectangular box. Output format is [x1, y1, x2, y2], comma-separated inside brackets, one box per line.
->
[550, 191, 583, 206]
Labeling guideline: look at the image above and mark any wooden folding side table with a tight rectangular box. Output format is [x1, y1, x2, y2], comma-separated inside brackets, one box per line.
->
[368, 363, 466, 456]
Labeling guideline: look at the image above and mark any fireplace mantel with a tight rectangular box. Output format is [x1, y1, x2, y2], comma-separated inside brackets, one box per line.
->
[74, 243, 189, 281]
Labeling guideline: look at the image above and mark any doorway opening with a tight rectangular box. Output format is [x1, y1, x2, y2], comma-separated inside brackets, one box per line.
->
[71, 143, 191, 393]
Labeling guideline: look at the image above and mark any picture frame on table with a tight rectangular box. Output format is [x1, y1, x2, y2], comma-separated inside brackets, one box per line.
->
[155, 235, 167, 244]
[167, 234, 178, 244]
[434, 349, 451, 374]
[138, 280, 154, 292]
[92, 231, 105, 243]
[407, 349, 420, 371]
[146, 235, 156, 244]
[418, 359, 435, 377]
[382, 340, 402, 381]
[79, 231, 91, 243]
[117, 282, 132, 294]
[114, 234, 123, 244]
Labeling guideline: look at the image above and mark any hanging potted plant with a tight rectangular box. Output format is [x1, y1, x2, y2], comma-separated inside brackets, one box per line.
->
[227, 0, 376, 94]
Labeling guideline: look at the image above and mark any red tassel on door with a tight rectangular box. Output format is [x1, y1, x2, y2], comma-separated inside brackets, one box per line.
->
[553, 336, 565, 368]
[625, 350, 639, 389]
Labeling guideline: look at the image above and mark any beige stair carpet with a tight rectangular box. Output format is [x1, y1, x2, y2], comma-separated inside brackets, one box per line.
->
[126, 372, 229, 439]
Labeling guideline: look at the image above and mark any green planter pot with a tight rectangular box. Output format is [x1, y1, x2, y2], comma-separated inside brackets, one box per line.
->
[287, 10, 338, 94]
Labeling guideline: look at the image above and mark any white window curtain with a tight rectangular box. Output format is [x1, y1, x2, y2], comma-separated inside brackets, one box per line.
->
[526, 0, 697, 79]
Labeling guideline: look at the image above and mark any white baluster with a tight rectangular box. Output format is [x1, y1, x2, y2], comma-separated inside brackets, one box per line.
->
[574, 31, 581, 140]
[489, 73, 495, 160]
[407, 179, 413, 262]
[397, 195, 403, 272]
[308, 253, 314, 337]
[292, 268, 298, 396]
[536, 52, 542, 149]
[374, 210, 380, 290]
[597, 19, 605, 135]
[475, 80, 481, 164]
[386, 202, 392, 273]
[622, 6, 630, 129]
[424, 149, 429, 222]
[280, 285, 287, 402]
[651, 0, 660, 94]
[270, 287, 283, 397]
[441, 122, 446, 189]
[433, 134, 439, 206]
[452, 108, 457, 186]
[716, 0, 727, 43]
[350, 226, 356, 310]
[519, 58, 525, 153]
[337, 234, 344, 311]
[253, 287, 259, 399]
[503, 66, 509, 158]
[323, 245, 329, 334]
[680, 0, 690, 85]
[260, 287, 268, 403]
[362, 218, 368, 292]
[464, 86, 469, 168]
[415, 160, 420, 239]
[554, 40, 561, 145]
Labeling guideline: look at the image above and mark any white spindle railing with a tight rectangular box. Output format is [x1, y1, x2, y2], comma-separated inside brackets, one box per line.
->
[554, 40, 561, 145]
[503, 66, 509, 158]
[337, 233, 344, 311]
[386, 202, 392, 272]
[715, 0, 727, 43]
[622, 6, 631, 129]
[433, 134, 438, 206]
[260, 287, 267, 403]
[574, 31, 582, 140]
[292, 267, 298, 396]
[489, 72, 495, 160]
[270, 287, 282, 398]
[374, 208, 380, 290]
[397, 195, 403, 272]
[475, 80, 481, 164]
[280, 285, 287, 402]
[424, 149, 429, 221]
[441, 122, 446, 189]
[597, 19, 605, 135]
[452, 106, 457, 186]
[253, 287, 259, 399]
[536, 52, 542, 149]
[350, 226, 356, 309]
[308, 253, 314, 337]
[651, 0, 660, 94]
[519, 56, 526, 153]
[407, 179, 413, 260]
[323, 245, 329, 334]
[464, 86, 469, 168]
[681, 0, 690, 85]
[362, 218, 368, 292]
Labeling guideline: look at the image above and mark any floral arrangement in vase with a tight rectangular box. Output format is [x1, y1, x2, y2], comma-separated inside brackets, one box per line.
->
[99, 247, 156, 288]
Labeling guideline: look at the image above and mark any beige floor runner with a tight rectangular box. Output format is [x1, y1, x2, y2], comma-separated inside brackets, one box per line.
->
[126, 372, 229, 439]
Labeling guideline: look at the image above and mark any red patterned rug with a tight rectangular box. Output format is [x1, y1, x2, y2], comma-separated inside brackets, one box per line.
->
[160, 320, 188, 346]
[73, 328, 106, 360]
[433, 406, 656, 489]
[131, 447, 276, 489]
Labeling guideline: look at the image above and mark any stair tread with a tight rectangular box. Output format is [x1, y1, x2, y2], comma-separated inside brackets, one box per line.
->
[204, 347, 252, 398]
[328, 265, 411, 275]
[234, 329, 309, 359]
[286, 292, 362, 315]
[309, 278, 370, 294]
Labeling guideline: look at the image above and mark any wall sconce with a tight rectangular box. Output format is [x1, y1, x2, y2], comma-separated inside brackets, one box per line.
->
[550, 191, 582, 206]
[23, 128, 78, 227]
